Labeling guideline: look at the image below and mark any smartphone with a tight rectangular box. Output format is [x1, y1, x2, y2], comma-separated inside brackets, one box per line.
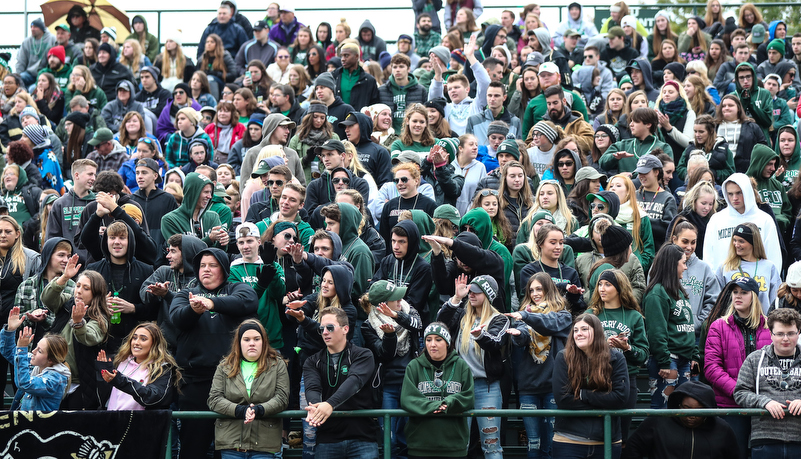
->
[257, 95, 263, 103]
[245, 70, 252, 80]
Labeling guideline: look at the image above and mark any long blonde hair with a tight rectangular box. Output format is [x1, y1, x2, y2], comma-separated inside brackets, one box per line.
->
[161, 40, 187, 80]
[722, 222, 767, 272]
[654, 81, 693, 112]
[119, 39, 144, 75]
[526, 181, 575, 234]
[609, 175, 644, 251]
[458, 292, 500, 360]
[722, 287, 766, 330]
[11, 93, 38, 116]
[114, 322, 181, 386]
[66, 65, 97, 93]
[0, 216, 26, 275]
[342, 140, 370, 176]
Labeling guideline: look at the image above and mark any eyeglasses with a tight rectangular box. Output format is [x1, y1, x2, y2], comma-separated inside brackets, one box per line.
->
[590, 203, 606, 210]
[496, 34, 508, 40]
[531, 132, 543, 138]
[332, 177, 350, 185]
[318, 323, 338, 334]
[687, 70, 697, 75]
[594, 133, 609, 139]
[222, 90, 233, 96]
[463, 225, 476, 233]
[266, 180, 285, 187]
[772, 332, 799, 339]
[282, 232, 298, 242]
[557, 161, 574, 168]
[203, 115, 213, 121]
[394, 177, 410, 184]
[583, 55, 595, 59]
[480, 189, 499, 197]
[737, 75, 753, 81]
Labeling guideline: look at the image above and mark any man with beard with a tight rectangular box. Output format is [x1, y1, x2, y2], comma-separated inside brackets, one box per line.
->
[542, 85, 594, 153]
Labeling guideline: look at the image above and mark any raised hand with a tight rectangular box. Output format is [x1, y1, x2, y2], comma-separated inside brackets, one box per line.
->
[16, 326, 33, 348]
[376, 302, 398, 319]
[7, 306, 24, 331]
[72, 298, 88, 324]
[63, 254, 81, 280]
[454, 273, 470, 300]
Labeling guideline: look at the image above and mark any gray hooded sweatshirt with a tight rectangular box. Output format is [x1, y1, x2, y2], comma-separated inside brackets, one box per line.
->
[240, 113, 305, 185]
[681, 253, 720, 334]
[15, 29, 56, 75]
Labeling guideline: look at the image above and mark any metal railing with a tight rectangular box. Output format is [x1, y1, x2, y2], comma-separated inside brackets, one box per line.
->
[170, 407, 772, 459]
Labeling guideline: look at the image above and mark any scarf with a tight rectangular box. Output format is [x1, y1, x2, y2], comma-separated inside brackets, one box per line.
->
[300, 128, 332, 166]
[215, 122, 233, 153]
[366, 300, 412, 356]
[616, 200, 641, 225]
[659, 99, 687, 127]
[523, 302, 553, 363]
[551, 208, 568, 232]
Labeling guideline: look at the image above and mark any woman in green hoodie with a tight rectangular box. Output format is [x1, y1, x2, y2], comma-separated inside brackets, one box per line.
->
[776, 125, 801, 191]
[125, 16, 160, 63]
[401, 322, 474, 459]
[643, 244, 699, 409]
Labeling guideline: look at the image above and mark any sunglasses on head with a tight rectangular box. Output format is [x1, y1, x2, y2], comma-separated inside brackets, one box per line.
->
[480, 189, 499, 197]
[394, 176, 410, 184]
[137, 137, 154, 144]
[266, 180, 284, 187]
[332, 177, 350, 185]
[318, 323, 337, 334]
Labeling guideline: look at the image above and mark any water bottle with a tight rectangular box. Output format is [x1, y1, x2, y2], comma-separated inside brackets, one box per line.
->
[110, 292, 121, 324]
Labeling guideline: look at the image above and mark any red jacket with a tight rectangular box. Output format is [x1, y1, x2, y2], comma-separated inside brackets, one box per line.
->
[204, 122, 245, 152]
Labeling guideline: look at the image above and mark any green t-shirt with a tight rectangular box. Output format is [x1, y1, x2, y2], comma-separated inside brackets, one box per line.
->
[241, 360, 258, 396]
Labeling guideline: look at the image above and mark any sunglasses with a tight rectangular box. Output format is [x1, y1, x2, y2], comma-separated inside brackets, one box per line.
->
[277, 55, 290, 59]
[318, 323, 338, 334]
[480, 189, 499, 197]
[266, 180, 285, 187]
[282, 232, 298, 242]
[590, 203, 606, 210]
[332, 177, 350, 185]
[557, 161, 574, 168]
[173, 90, 185, 95]
[137, 137, 154, 144]
[394, 176, 410, 184]
[203, 115, 213, 121]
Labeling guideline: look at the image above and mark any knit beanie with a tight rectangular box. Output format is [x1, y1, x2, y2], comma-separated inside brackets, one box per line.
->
[101, 27, 117, 41]
[31, 18, 46, 33]
[664, 62, 686, 82]
[379, 51, 392, 70]
[22, 125, 48, 147]
[173, 82, 191, 95]
[691, 16, 707, 31]
[596, 124, 621, 143]
[435, 138, 460, 160]
[65, 111, 90, 130]
[362, 103, 391, 121]
[767, 38, 786, 57]
[315, 72, 336, 91]
[451, 48, 467, 65]
[424, 98, 447, 118]
[600, 225, 633, 257]
[487, 122, 510, 138]
[496, 139, 520, 160]
[469, 275, 498, 303]
[47, 46, 66, 65]
[429, 46, 451, 66]
[528, 210, 555, 225]
[618, 74, 632, 88]
[424, 323, 452, 346]
[98, 42, 114, 56]
[532, 121, 558, 144]
[20, 106, 38, 121]
[176, 107, 200, 127]
[433, 204, 461, 228]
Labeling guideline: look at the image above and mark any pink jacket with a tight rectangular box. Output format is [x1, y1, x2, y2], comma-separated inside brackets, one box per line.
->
[704, 315, 772, 407]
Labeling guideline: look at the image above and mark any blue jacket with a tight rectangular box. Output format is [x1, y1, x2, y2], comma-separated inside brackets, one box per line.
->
[198, 19, 249, 59]
[0, 328, 70, 411]
[118, 156, 165, 192]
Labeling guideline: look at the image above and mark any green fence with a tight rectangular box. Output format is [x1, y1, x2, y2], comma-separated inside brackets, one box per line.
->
[170, 407, 772, 459]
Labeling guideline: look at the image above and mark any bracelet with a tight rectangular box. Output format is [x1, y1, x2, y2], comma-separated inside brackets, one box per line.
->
[69, 318, 86, 329]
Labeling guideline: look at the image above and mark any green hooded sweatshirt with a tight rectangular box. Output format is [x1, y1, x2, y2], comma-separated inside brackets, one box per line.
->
[337, 202, 375, 313]
[124, 15, 160, 62]
[746, 143, 792, 232]
[228, 258, 286, 349]
[400, 351, 475, 457]
[599, 134, 674, 174]
[643, 284, 699, 367]
[460, 208, 513, 312]
[776, 125, 801, 191]
[160, 172, 223, 247]
[38, 62, 73, 91]
[387, 74, 423, 132]
[521, 87, 589, 138]
[735, 62, 774, 142]
[3, 165, 33, 226]
[209, 195, 233, 230]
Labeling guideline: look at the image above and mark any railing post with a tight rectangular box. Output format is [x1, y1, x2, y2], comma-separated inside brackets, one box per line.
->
[383, 412, 392, 459]
[165, 423, 172, 459]
[604, 414, 612, 459]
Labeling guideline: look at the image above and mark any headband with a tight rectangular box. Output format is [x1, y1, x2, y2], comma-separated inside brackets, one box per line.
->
[598, 270, 620, 293]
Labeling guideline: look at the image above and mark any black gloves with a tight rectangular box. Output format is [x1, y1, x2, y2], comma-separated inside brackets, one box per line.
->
[257, 264, 278, 288]
[234, 404, 265, 419]
[260, 241, 277, 264]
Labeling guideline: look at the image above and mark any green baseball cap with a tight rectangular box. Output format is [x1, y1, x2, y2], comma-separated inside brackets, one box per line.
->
[88, 128, 113, 146]
[369, 280, 407, 304]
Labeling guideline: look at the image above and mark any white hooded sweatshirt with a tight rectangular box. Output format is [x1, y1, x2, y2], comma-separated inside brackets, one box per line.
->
[703, 173, 782, 270]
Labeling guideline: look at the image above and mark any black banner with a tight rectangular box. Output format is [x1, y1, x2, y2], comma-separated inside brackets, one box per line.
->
[0, 410, 170, 459]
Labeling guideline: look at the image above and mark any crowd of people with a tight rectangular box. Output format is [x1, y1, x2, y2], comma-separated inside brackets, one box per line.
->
[3, 0, 801, 458]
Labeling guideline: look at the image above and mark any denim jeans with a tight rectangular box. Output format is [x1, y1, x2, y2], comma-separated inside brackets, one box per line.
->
[471, 378, 503, 459]
[518, 393, 555, 459]
[19, 71, 35, 87]
[379, 383, 407, 459]
[647, 356, 691, 409]
[752, 442, 801, 459]
[552, 442, 621, 459]
[221, 451, 282, 459]
[315, 440, 379, 459]
[299, 376, 316, 459]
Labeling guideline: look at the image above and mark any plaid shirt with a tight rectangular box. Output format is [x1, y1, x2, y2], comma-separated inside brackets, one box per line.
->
[87, 146, 130, 173]
[414, 31, 442, 58]
[14, 275, 76, 334]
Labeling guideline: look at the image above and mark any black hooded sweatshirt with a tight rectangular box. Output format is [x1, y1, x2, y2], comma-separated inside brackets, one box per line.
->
[305, 166, 371, 216]
[135, 82, 172, 118]
[87, 222, 155, 354]
[79, 198, 156, 265]
[90, 45, 136, 102]
[169, 247, 258, 379]
[623, 381, 740, 459]
[327, 96, 355, 140]
[431, 231, 507, 313]
[132, 186, 179, 255]
[348, 112, 393, 187]
[624, 58, 660, 103]
[372, 220, 432, 312]
[140, 235, 208, 351]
